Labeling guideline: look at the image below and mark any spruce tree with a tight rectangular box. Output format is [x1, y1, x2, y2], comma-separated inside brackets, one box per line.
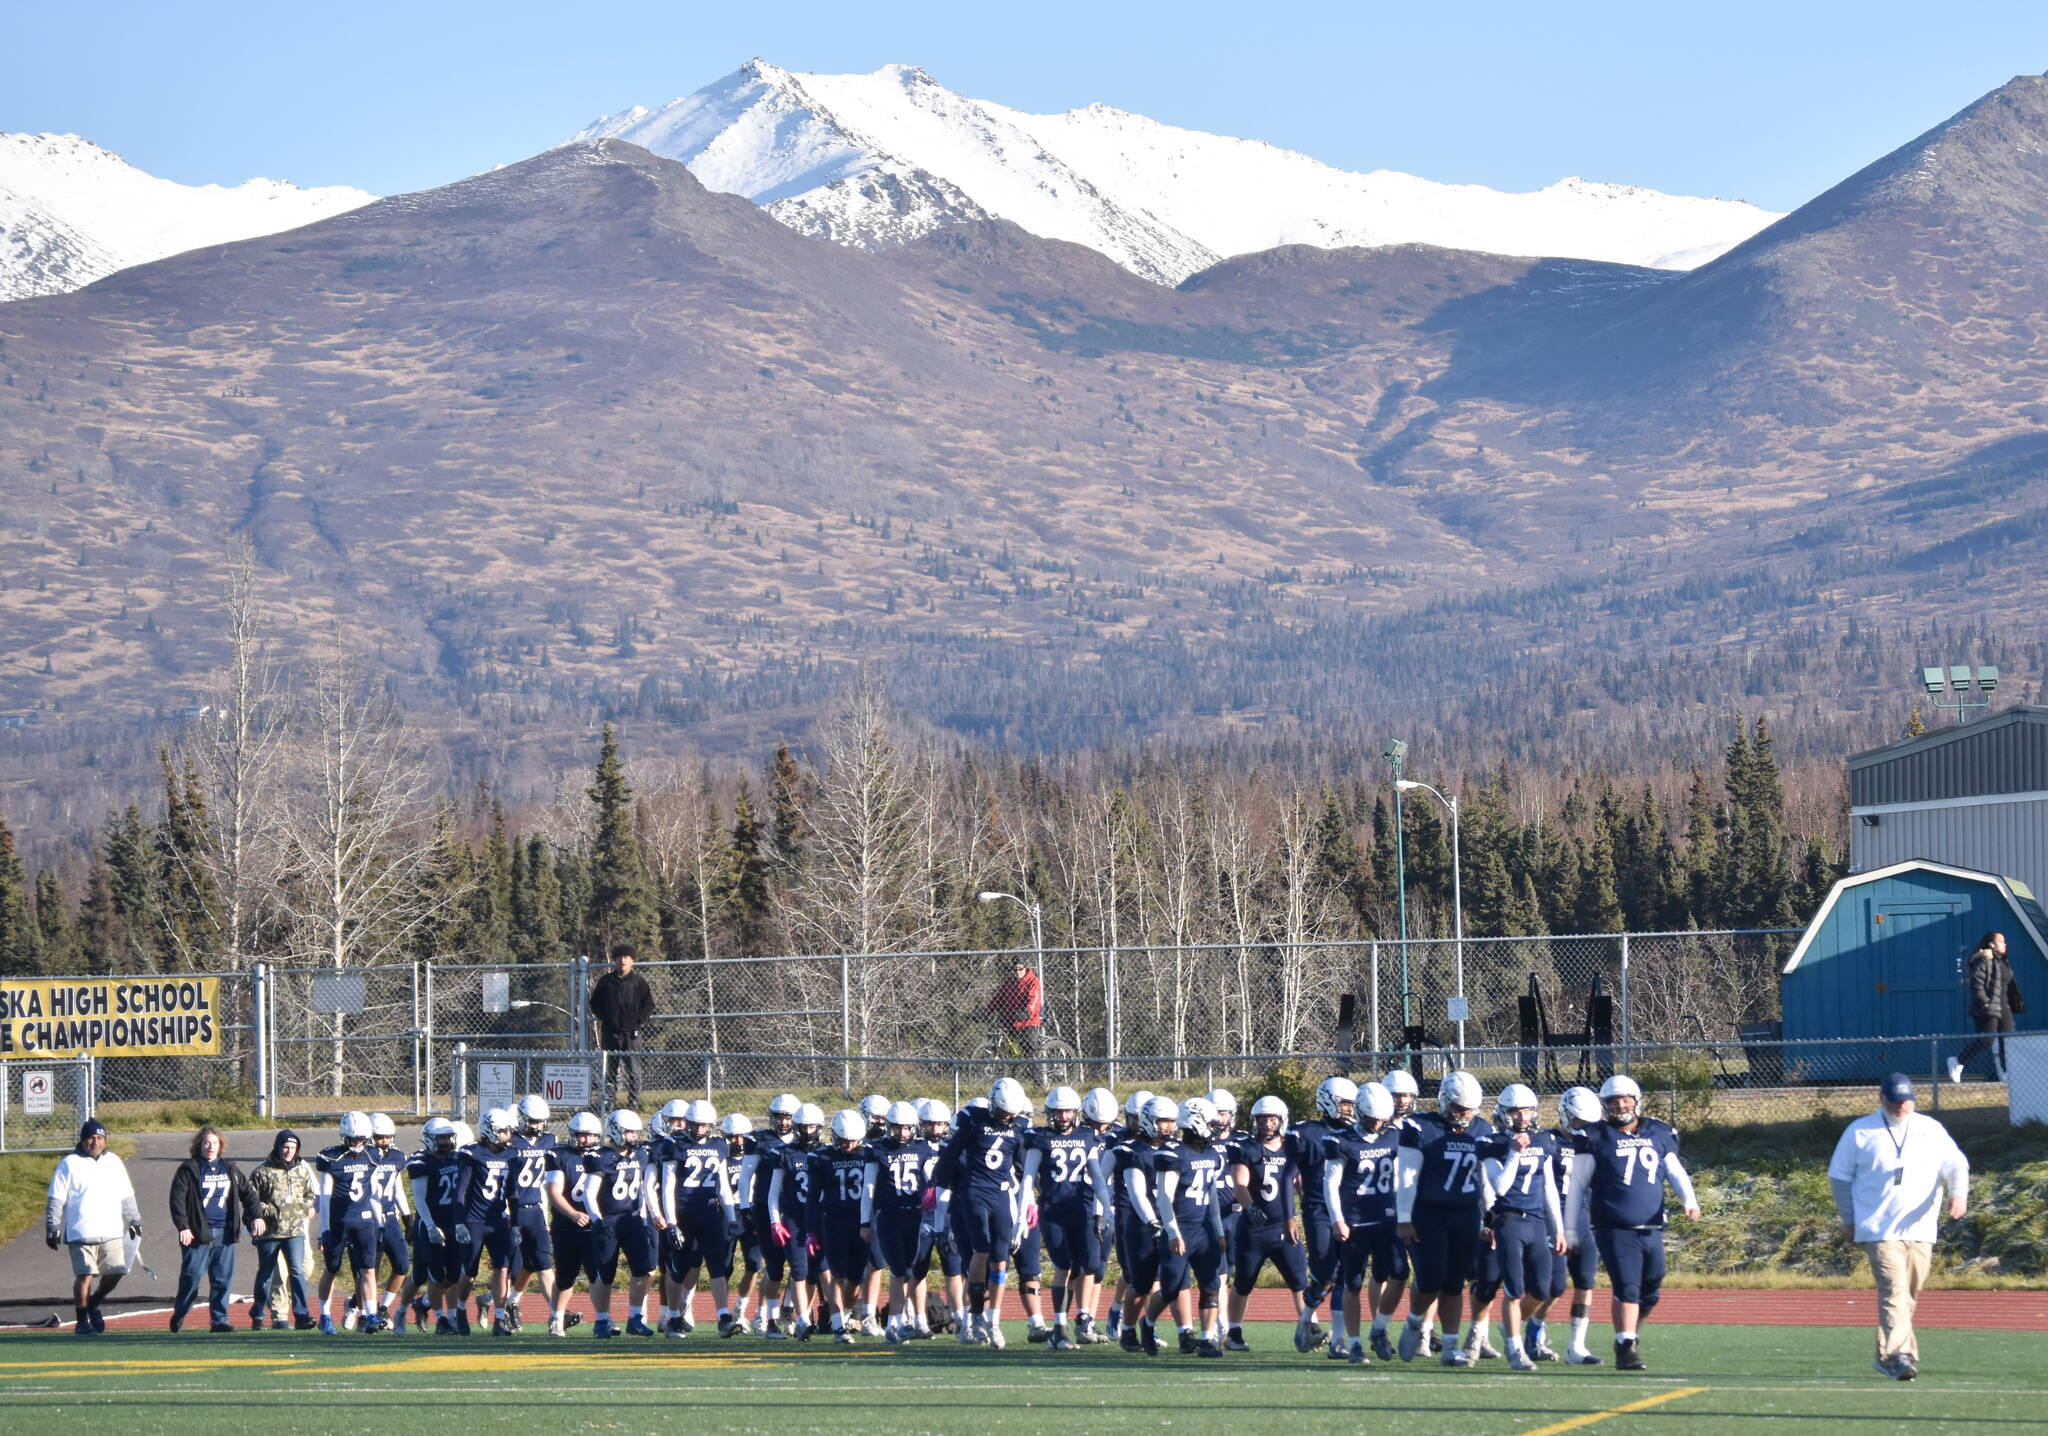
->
[585, 724, 659, 956]
[728, 777, 771, 955]
[35, 869, 75, 972]
[0, 813, 39, 977]
[766, 742, 808, 872]
[104, 805, 155, 972]
[1575, 822, 1625, 933]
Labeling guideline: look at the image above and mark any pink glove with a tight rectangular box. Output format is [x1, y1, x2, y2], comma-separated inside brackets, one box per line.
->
[805, 1233, 822, 1259]
[1023, 1202, 1039, 1231]
[771, 1221, 792, 1247]
[921, 1187, 939, 1214]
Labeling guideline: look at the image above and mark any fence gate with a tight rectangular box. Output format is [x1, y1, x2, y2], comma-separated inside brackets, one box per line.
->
[0, 1056, 95, 1152]
[266, 965, 425, 1118]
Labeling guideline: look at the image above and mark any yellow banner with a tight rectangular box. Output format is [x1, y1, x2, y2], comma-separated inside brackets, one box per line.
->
[0, 978, 222, 1056]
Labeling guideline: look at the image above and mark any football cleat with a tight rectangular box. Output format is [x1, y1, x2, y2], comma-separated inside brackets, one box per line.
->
[987, 1318, 1007, 1350]
[1509, 1346, 1537, 1371]
[1443, 1346, 1474, 1367]
[1615, 1340, 1645, 1372]
[863, 1316, 884, 1337]
[1294, 1310, 1316, 1353]
[319, 1315, 336, 1336]
[505, 1305, 523, 1332]
[1429, 1332, 1443, 1354]
[564, 1311, 581, 1330]
[1397, 1322, 1422, 1362]
[1120, 1326, 1142, 1352]
[1327, 1336, 1350, 1361]
[455, 1310, 471, 1337]
[433, 1315, 454, 1336]
[1196, 1339, 1223, 1358]
[665, 1316, 685, 1339]
[548, 1315, 565, 1337]
[1140, 1320, 1160, 1357]
[718, 1313, 743, 1338]
[1895, 1356, 1919, 1381]
[835, 1329, 857, 1345]
[1469, 1332, 1502, 1360]
[1349, 1341, 1368, 1365]
[1371, 1330, 1397, 1363]
[957, 1319, 977, 1346]
[764, 1318, 788, 1340]
[1566, 1348, 1603, 1366]
[1028, 1321, 1050, 1344]
[492, 1313, 513, 1337]
[1048, 1330, 1074, 1351]
[1531, 1340, 1560, 1362]
[1225, 1330, 1250, 1353]
[342, 1303, 359, 1332]
[1179, 1328, 1198, 1355]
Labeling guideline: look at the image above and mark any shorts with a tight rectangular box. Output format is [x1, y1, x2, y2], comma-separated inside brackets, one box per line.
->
[954, 1191, 1018, 1261]
[1409, 1208, 1482, 1295]
[509, 1205, 553, 1274]
[1593, 1227, 1666, 1309]
[1232, 1218, 1308, 1295]
[69, 1238, 128, 1278]
[1303, 1210, 1339, 1290]
[1014, 1220, 1042, 1282]
[377, 1216, 412, 1276]
[1118, 1216, 1161, 1293]
[874, 1209, 931, 1281]
[1335, 1223, 1401, 1293]
[820, 1224, 870, 1281]
[1157, 1230, 1222, 1296]
[327, 1219, 380, 1280]
[583, 1214, 657, 1286]
[1041, 1206, 1105, 1281]
[1493, 1212, 1552, 1301]
[667, 1209, 734, 1281]
[551, 1215, 584, 1289]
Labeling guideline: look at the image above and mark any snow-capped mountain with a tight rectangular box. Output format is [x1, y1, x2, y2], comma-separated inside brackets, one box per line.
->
[578, 61, 1782, 285]
[0, 133, 375, 302]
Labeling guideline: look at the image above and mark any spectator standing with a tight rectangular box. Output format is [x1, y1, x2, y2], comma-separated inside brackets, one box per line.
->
[590, 944, 656, 1109]
[1828, 1072, 1969, 1381]
[989, 958, 1044, 1059]
[247, 1129, 319, 1330]
[1949, 932, 2021, 1083]
[44, 1118, 141, 1337]
[169, 1125, 265, 1333]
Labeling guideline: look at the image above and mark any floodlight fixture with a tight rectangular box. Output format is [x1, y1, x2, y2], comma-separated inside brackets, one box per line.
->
[1922, 667, 1946, 696]
[1978, 665, 1999, 692]
[1920, 660, 2002, 723]
[1950, 664, 1972, 691]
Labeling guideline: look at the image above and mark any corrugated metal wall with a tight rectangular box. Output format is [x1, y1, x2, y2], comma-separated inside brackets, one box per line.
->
[1849, 708, 2048, 806]
[1849, 797, 2048, 902]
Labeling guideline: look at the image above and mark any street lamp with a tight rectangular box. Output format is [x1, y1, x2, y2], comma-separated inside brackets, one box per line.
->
[1384, 741, 1410, 1032]
[1396, 778, 1465, 1055]
[978, 890, 1045, 1000]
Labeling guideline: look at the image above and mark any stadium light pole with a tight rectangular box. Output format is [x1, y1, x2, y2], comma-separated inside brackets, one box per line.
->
[1396, 778, 1464, 1056]
[978, 889, 1045, 1016]
[1921, 664, 1997, 724]
[1384, 740, 1410, 1032]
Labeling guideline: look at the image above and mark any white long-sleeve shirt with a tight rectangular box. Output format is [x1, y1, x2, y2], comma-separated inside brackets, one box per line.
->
[1828, 1110, 1969, 1244]
[46, 1150, 140, 1244]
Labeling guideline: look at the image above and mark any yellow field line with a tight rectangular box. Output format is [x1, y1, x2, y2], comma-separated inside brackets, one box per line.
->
[1517, 1385, 1709, 1436]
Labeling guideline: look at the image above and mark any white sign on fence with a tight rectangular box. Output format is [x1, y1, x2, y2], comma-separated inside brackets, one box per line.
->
[476, 1060, 516, 1120]
[542, 1063, 591, 1110]
[482, 973, 510, 1015]
[311, 972, 367, 1015]
[23, 1069, 54, 1115]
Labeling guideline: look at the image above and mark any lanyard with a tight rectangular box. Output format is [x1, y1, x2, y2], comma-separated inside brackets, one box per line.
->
[1884, 1116, 1908, 1186]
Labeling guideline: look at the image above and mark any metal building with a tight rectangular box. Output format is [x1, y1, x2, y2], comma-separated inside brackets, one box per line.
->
[1849, 705, 2048, 901]
[1781, 859, 2047, 1076]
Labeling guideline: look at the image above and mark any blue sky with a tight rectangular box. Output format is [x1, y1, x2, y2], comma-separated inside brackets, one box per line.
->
[7, 3, 2046, 210]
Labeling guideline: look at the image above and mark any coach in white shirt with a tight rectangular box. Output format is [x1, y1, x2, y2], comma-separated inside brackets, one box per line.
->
[1827, 1072, 1969, 1382]
[45, 1118, 143, 1335]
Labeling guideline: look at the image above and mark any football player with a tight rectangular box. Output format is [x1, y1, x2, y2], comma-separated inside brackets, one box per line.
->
[406, 1118, 466, 1335]
[918, 1099, 967, 1333]
[1395, 1071, 1494, 1366]
[806, 1110, 874, 1343]
[1227, 1094, 1307, 1352]
[1151, 1096, 1228, 1357]
[722, 1113, 762, 1331]
[764, 1102, 826, 1339]
[660, 1099, 742, 1337]
[362, 1113, 413, 1333]
[544, 1110, 604, 1337]
[458, 1108, 518, 1335]
[1563, 1074, 1699, 1371]
[501, 1095, 556, 1334]
[581, 1109, 658, 1338]
[315, 1112, 385, 1335]
[1529, 1086, 1603, 1363]
[863, 1101, 937, 1341]
[1285, 1076, 1355, 1351]
[854, 1094, 894, 1335]
[1323, 1081, 1403, 1364]
[1102, 1089, 1153, 1342]
[936, 1078, 1030, 1348]
[1022, 1085, 1111, 1350]
[1477, 1083, 1566, 1371]
[1372, 1068, 1422, 1341]
[1116, 1094, 1178, 1355]
[747, 1094, 801, 1335]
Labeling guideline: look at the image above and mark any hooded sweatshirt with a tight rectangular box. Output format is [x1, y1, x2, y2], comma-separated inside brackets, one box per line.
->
[248, 1129, 319, 1236]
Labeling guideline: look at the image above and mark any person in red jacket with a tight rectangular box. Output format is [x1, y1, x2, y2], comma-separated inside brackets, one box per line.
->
[990, 959, 1043, 1058]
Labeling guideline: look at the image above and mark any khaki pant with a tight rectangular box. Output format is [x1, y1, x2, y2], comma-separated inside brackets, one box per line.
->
[1860, 1240, 1931, 1363]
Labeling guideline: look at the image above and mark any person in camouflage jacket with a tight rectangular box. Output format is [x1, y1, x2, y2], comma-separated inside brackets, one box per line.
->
[248, 1130, 319, 1330]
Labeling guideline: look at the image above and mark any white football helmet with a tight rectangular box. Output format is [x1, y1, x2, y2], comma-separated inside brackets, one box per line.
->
[1082, 1089, 1120, 1127]
[339, 1110, 373, 1145]
[830, 1109, 868, 1145]
[1562, 1086, 1602, 1126]
[1497, 1083, 1539, 1132]
[1357, 1081, 1394, 1126]
[886, 1100, 920, 1132]
[721, 1112, 753, 1138]
[452, 1121, 476, 1147]
[568, 1111, 603, 1149]
[1600, 1074, 1643, 1123]
[967, 1097, 991, 1112]
[1180, 1097, 1217, 1142]
[482, 1107, 516, 1146]
[1207, 1088, 1238, 1125]
[517, 1094, 550, 1132]
[796, 1102, 826, 1138]
[684, 1099, 719, 1132]
[1046, 1085, 1081, 1131]
[424, 1116, 458, 1154]
[1125, 1089, 1156, 1120]
[768, 1093, 801, 1133]
[369, 1112, 397, 1141]
[655, 1098, 691, 1136]
[860, 1094, 892, 1125]
[1315, 1076, 1359, 1122]
[990, 1077, 1028, 1117]
[1144, 1095, 1179, 1136]
[604, 1109, 643, 1147]
[1382, 1069, 1420, 1116]
[1440, 1071, 1483, 1129]
[1249, 1094, 1289, 1136]
[920, 1099, 952, 1133]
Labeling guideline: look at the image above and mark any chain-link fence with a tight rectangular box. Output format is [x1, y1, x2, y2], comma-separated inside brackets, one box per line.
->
[0, 1056, 94, 1151]
[265, 963, 424, 1118]
[89, 971, 264, 1118]
[446, 1030, 2012, 1133]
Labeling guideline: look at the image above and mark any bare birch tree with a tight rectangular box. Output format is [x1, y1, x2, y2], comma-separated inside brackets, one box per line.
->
[1208, 780, 1273, 1057]
[1274, 785, 1342, 1053]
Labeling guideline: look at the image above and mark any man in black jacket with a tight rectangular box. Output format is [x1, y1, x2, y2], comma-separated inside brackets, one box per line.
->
[590, 944, 656, 1109]
[1950, 932, 2021, 1082]
[169, 1125, 264, 1333]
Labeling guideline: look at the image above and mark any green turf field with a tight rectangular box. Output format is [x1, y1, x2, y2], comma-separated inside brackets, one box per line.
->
[0, 1320, 2036, 1434]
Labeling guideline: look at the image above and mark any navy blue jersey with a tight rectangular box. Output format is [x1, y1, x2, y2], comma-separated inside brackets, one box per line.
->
[749, 1132, 786, 1217]
[550, 1146, 606, 1216]
[1106, 1138, 1144, 1213]
[1030, 1127, 1105, 1211]
[773, 1141, 817, 1222]
[197, 1159, 232, 1225]
[318, 1144, 383, 1228]
[1165, 1140, 1229, 1232]
[1400, 1112, 1497, 1214]
[1120, 1141, 1168, 1217]
[724, 1132, 756, 1198]
[1489, 1129, 1562, 1219]
[370, 1146, 409, 1215]
[1286, 1119, 1336, 1216]
[508, 1133, 556, 1208]
[940, 1107, 1025, 1198]
[1230, 1137, 1300, 1224]
[583, 1145, 652, 1219]
[459, 1143, 515, 1227]
[1570, 1119, 1683, 1229]
[807, 1148, 870, 1231]
[665, 1135, 732, 1214]
[408, 1149, 466, 1224]
[870, 1137, 938, 1213]
[1325, 1127, 1402, 1227]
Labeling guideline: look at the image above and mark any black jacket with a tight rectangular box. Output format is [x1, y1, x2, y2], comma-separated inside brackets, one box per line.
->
[589, 969, 655, 1044]
[170, 1155, 260, 1240]
[1968, 945, 2018, 1022]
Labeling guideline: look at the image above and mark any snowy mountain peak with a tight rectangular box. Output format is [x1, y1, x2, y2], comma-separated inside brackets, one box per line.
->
[0, 132, 374, 302]
[579, 64, 1783, 285]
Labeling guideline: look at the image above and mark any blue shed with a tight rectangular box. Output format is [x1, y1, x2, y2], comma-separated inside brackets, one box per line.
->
[1781, 860, 2048, 1079]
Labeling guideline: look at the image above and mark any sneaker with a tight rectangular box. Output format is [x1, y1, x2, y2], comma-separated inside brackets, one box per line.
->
[1397, 1322, 1422, 1363]
[1509, 1346, 1537, 1371]
[625, 1316, 654, 1337]
[1225, 1330, 1250, 1353]
[1120, 1327, 1142, 1353]
[1349, 1341, 1368, 1365]
[1615, 1339, 1645, 1372]
[1371, 1330, 1397, 1363]
[295, 1315, 317, 1331]
[1947, 1057, 1964, 1085]
[1179, 1328, 1198, 1356]
[251, 1314, 266, 1332]
[719, 1313, 743, 1338]
[317, 1315, 335, 1336]
[270, 1317, 288, 1331]
[1895, 1356, 1918, 1381]
[1197, 1339, 1223, 1359]
[1469, 1333, 1502, 1360]
[1531, 1340, 1560, 1362]
[1567, 1347, 1603, 1366]
[548, 1316, 565, 1337]
[1294, 1311, 1317, 1354]
[1027, 1321, 1050, 1344]
[987, 1319, 1007, 1350]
